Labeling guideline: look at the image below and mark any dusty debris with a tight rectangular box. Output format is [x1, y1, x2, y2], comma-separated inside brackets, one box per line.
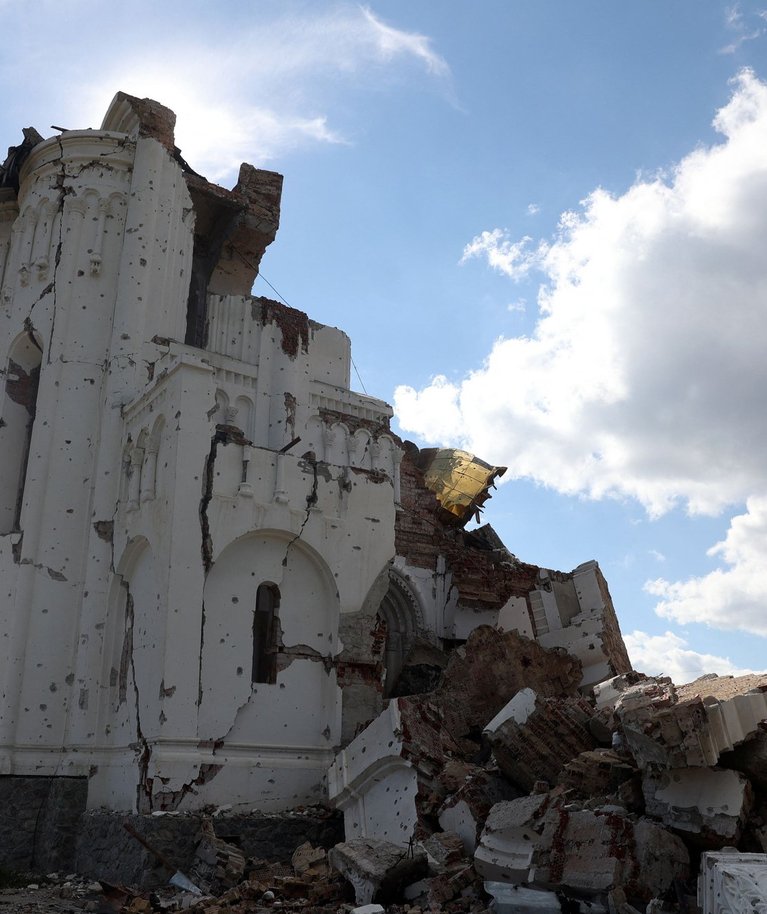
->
[123, 823, 202, 896]
[290, 840, 329, 878]
[4, 676, 767, 914]
[188, 819, 245, 894]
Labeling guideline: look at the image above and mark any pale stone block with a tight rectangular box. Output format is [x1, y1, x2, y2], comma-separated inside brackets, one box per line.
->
[698, 850, 767, 914]
[643, 767, 752, 840]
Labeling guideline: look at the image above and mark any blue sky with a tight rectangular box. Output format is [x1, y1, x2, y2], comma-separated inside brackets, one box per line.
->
[4, 0, 767, 682]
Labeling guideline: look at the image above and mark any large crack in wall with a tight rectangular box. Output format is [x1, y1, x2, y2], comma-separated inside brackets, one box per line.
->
[116, 580, 153, 811]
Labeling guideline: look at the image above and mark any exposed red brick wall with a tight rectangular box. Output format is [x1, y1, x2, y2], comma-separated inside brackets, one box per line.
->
[253, 297, 309, 358]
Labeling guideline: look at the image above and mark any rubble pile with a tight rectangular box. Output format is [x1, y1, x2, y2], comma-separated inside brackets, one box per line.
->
[329, 644, 767, 913]
[4, 651, 767, 914]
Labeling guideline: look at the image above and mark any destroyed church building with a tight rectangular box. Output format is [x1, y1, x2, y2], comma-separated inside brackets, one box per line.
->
[0, 95, 631, 833]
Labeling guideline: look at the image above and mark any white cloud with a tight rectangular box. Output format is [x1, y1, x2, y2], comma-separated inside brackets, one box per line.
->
[397, 69, 767, 519]
[647, 495, 767, 636]
[726, 4, 743, 29]
[527, 203, 541, 216]
[624, 629, 762, 684]
[360, 7, 449, 77]
[395, 375, 464, 443]
[460, 229, 546, 281]
[1, 2, 449, 181]
[648, 549, 666, 563]
[720, 3, 766, 53]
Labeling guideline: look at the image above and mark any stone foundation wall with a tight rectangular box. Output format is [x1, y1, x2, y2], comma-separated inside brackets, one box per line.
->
[74, 809, 344, 887]
[0, 775, 87, 872]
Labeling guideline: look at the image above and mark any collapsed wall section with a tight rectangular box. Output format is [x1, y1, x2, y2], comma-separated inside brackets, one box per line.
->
[393, 442, 631, 691]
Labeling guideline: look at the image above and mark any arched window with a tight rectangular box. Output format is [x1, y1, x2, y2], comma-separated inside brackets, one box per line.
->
[252, 583, 279, 684]
[0, 333, 42, 534]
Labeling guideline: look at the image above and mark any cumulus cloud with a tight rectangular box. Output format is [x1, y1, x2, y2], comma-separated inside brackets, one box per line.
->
[646, 496, 767, 636]
[396, 69, 767, 519]
[624, 629, 762, 684]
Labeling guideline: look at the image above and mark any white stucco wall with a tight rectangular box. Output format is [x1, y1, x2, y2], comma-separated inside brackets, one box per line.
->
[0, 98, 400, 812]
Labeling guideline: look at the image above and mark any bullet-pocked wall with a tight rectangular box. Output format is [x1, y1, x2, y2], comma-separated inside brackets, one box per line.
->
[0, 92, 630, 849]
[0, 93, 399, 820]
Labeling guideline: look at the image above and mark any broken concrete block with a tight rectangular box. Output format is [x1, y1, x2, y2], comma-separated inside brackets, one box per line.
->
[483, 883, 564, 914]
[476, 795, 689, 903]
[291, 841, 328, 877]
[328, 837, 428, 905]
[390, 638, 448, 698]
[617, 675, 767, 770]
[642, 767, 752, 842]
[700, 686, 767, 756]
[593, 672, 652, 710]
[535, 807, 689, 901]
[484, 688, 598, 791]
[698, 850, 767, 914]
[422, 862, 479, 908]
[631, 818, 692, 901]
[614, 677, 709, 768]
[474, 794, 550, 883]
[328, 696, 453, 846]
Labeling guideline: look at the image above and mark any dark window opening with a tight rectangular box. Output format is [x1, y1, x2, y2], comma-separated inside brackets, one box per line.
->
[252, 583, 279, 684]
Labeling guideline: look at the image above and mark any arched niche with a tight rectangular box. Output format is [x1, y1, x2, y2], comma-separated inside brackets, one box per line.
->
[0, 331, 42, 534]
[233, 394, 254, 439]
[377, 571, 423, 697]
[351, 428, 372, 469]
[198, 530, 339, 740]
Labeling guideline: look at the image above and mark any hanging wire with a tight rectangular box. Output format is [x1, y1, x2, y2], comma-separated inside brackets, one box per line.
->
[258, 271, 293, 308]
[351, 356, 368, 394]
[257, 269, 369, 394]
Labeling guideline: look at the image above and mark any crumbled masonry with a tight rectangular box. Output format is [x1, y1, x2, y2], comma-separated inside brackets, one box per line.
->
[2, 92, 767, 914]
